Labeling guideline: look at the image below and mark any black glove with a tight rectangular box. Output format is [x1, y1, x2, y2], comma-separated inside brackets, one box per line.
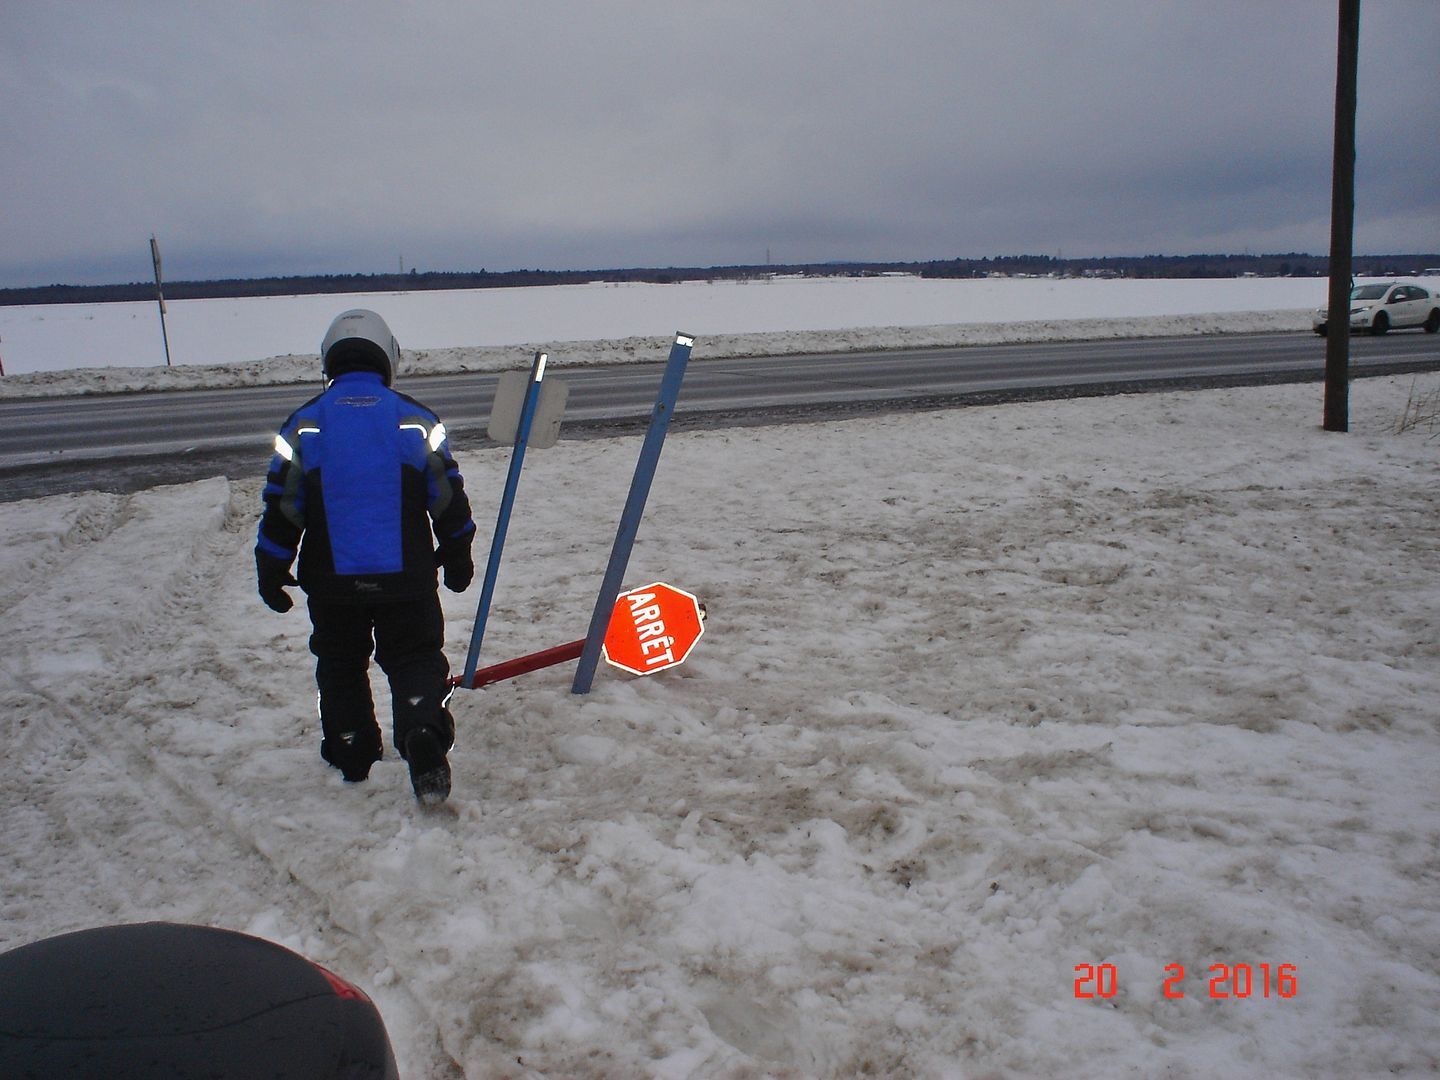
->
[435, 541, 474, 593]
[256, 549, 298, 612]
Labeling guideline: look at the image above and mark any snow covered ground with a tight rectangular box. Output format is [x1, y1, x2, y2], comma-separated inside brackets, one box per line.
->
[0, 274, 1329, 396]
[3, 308, 1438, 1078]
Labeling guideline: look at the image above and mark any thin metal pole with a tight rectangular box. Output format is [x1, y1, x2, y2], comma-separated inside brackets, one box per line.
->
[572, 333, 695, 694]
[462, 352, 547, 687]
[1323, 0, 1360, 433]
[150, 236, 172, 368]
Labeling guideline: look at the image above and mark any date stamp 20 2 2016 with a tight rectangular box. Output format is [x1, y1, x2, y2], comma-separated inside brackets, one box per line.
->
[1074, 963, 1298, 1001]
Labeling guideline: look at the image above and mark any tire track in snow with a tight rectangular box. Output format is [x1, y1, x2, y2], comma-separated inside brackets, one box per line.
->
[0, 490, 128, 620]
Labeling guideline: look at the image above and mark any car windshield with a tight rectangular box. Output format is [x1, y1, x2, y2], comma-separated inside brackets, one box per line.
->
[1351, 285, 1389, 300]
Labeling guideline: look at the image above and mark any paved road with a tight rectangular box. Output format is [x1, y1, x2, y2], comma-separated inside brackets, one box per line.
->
[2, 330, 1437, 499]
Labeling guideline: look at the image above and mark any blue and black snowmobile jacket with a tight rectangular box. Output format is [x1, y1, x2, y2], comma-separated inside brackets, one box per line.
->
[256, 371, 475, 603]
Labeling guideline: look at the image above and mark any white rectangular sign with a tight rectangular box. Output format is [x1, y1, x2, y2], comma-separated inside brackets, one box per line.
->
[487, 368, 568, 449]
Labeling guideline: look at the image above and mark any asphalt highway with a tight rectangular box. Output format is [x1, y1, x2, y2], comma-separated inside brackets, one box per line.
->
[2, 330, 1437, 500]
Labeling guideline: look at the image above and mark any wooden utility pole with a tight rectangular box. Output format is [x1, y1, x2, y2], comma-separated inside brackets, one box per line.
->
[1323, 0, 1360, 432]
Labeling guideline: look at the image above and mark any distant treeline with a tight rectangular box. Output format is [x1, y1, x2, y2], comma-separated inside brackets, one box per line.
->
[4, 253, 1438, 306]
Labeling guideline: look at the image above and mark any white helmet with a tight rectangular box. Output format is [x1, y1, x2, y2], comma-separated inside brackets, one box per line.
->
[321, 309, 401, 386]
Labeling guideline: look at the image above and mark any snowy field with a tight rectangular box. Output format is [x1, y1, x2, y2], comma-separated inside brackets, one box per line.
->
[3, 308, 1439, 1078]
[0, 274, 1333, 396]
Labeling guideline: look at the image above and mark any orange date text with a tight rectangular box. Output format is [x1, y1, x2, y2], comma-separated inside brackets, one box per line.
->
[1074, 963, 1297, 1000]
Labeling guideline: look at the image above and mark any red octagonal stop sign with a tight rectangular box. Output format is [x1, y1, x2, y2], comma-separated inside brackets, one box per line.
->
[602, 582, 706, 676]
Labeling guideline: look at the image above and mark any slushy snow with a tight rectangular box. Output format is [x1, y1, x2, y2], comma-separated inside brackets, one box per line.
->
[2, 276, 1438, 1077]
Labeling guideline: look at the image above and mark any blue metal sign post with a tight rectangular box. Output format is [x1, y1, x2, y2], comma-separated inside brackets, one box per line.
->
[462, 351, 548, 687]
[572, 332, 695, 694]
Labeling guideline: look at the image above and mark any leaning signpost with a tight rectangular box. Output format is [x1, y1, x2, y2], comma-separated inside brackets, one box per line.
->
[149, 235, 172, 368]
[572, 332, 695, 693]
[460, 351, 567, 687]
[448, 332, 704, 695]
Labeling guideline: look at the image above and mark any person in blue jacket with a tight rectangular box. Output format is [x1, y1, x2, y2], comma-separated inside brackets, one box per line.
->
[255, 309, 475, 804]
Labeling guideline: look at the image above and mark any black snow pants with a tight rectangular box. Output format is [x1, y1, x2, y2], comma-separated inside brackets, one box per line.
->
[307, 592, 456, 769]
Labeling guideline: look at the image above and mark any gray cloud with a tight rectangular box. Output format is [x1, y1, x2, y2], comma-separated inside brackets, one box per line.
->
[2, 1, 1436, 287]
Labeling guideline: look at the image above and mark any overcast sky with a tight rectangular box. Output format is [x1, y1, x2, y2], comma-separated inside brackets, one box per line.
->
[2, 1, 1437, 288]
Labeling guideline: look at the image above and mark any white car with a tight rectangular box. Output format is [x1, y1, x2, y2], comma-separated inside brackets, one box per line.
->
[1313, 281, 1440, 336]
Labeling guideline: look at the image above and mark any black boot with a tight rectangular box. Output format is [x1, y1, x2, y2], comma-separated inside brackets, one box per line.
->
[321, 729, 382, 783]
[404, 727, 450, 805]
